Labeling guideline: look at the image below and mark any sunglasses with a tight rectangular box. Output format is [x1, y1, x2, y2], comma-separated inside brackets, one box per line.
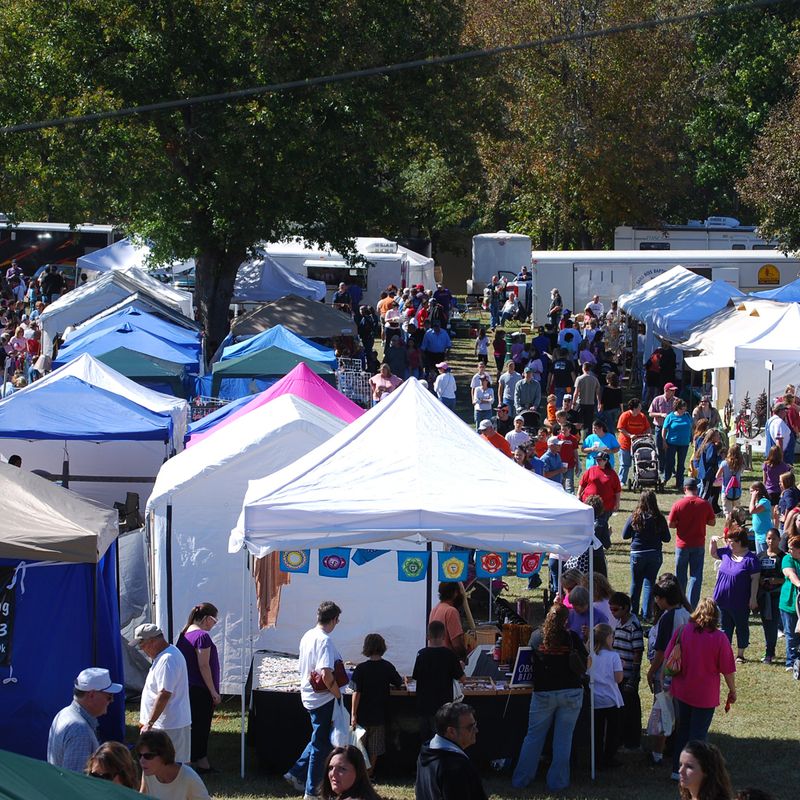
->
[138, 752, 158, 761]
[90, 771, 114, 780]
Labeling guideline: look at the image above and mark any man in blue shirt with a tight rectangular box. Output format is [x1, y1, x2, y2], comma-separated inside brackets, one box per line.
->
[420, 321, 452, 374]
[47, 667, 123, 772]
[541, 437, 567, 483]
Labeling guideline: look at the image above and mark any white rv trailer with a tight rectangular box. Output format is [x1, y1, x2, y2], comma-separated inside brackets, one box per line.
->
[530, 249, 800, 326]
[615, 217, 777, 251]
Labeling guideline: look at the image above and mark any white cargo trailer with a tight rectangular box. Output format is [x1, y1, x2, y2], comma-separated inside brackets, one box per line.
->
[530, 249, 800, 326]
[469, 232, 532, 294]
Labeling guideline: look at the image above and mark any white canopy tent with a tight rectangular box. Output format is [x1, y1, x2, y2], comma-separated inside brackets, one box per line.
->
[146, 394, 348, 693]
[734, 303, 800, 404]
[233, 253, 326, 303]
[39, 268, 193, 353]
[231, 378, 594, 556]
[618, 266, 707, 323]
[76, 237, 194, 280]
[679, 299, 789, 371]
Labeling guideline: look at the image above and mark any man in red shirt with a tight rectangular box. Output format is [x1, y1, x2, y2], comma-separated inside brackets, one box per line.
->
[667, 477, 715, 609]
[478, 419, 512, 457]
[429, 582, 467, 661]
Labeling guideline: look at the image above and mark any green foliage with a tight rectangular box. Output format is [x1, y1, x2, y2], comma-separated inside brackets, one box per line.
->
[683, 0, 800, 217]
[0, 0, 485, 343]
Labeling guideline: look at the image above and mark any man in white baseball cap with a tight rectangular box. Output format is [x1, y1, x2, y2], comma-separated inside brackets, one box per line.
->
[47, 667, 122, 772]
[133, 622, 191, 763]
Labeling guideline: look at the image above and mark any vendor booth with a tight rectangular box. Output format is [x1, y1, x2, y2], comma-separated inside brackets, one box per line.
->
[146, 394, 348, 693]
[0, 354, 186, 507]
[187, 362, 363, 448]
[229, 378, 595, 773]
[0, 463, 124, 759]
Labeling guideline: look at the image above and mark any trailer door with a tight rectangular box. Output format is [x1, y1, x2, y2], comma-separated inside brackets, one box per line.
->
[572, 263, 632, 312]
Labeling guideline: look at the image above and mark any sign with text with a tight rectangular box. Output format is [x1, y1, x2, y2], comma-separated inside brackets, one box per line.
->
[0, 567, 17, 667]
[510, 646, 534, 687]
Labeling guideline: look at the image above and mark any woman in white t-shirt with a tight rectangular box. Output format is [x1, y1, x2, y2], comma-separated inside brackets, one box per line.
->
[588, 623, 623, 770]
[137, 730, 209, 800]
[472, 374, 494, 431]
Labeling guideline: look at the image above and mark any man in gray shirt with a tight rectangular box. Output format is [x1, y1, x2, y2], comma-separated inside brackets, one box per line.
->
[47, 667, 122, 772]
[514, 365, 541, 417]
[498, 360, 523, 417]
[573, 362, 601, 437]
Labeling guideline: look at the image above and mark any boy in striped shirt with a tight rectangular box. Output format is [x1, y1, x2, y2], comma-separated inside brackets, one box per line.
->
[610, 592, 644, 751]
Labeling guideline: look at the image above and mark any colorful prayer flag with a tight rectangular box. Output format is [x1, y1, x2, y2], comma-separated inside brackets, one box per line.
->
[279, 550, 310, 574]
[397, 551, 430, 582]
[517, 552, 544, 577]
[437, 551, 469, 582]
[319, 548, 350, 578]
[476, 551, 508, 578]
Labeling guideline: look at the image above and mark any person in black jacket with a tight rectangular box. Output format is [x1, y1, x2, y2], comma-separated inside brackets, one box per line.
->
[415, 702, 487, 800]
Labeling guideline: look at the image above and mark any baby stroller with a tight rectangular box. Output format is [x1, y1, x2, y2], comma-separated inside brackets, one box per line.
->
[520, 409, 541, 437]
[630, 434, 662, 492]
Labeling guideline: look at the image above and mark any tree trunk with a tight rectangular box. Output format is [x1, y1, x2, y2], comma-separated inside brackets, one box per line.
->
[194, 247, 244, 356]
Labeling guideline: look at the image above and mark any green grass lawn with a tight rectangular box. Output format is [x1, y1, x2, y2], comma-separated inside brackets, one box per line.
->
[125, 327, 799, 798]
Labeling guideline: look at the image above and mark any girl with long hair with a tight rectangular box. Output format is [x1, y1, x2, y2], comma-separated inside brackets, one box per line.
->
[696, 429, 723, 514]
[622, 490, 670, 620]
[716, 444, 744, 518]
[762, 444, 790, 507]
[319, 745, 379, 800]
[678, 740, 734, 800]
[85, 741, 139, 789]
[748, 481, 772, 552]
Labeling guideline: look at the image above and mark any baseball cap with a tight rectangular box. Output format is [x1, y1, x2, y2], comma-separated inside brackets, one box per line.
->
[514, 415, 525, 422]
[563, 394, 573, 401]
[684, 477, 699, 490]
[547, 436, 562, 446]
[523, 366, 533, 373]
[479, 419, 494, 431]
[663, 382, 678, 391]
[75, 667, 123, 694]
[132, 623, 163, 643]
[435, 361, 450, 370]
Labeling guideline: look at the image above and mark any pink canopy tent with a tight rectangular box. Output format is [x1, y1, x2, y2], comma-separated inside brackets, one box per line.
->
[187, 363, 364, 447]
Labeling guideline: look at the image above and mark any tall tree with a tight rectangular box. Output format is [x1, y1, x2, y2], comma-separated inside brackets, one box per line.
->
[0, 0, 482, 346]
[683, 0, 800, 218]
[739, 56, 800, 249]
[466, 0, 695, 248]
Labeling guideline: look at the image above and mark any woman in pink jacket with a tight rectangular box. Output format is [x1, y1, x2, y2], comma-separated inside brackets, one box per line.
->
[664, 597, 736, 781]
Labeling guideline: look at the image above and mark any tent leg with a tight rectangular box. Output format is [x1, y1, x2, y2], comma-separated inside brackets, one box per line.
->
[240, 550, 248, 780]
[589, 550, 595, 780]
[425, 542, 432, 626]
[165, 503, 174, 643]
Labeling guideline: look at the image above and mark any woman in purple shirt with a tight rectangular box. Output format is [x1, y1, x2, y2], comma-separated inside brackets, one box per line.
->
[709, 530, 760, 663]
[762, 445, 791, 506]
[177, 602, 221, 772]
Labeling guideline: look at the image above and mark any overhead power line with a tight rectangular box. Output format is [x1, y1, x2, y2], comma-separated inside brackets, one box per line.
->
[0, 0, 793, 134]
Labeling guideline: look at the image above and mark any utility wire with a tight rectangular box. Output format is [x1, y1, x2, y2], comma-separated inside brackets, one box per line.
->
[0, 0, 794, 134]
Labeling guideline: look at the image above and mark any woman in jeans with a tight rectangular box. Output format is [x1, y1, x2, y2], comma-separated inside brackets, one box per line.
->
[512, 603, 587, 791]
[779, 535, 800, 669]
[622, 490, 671, 621]
[662, 399, 693, 489]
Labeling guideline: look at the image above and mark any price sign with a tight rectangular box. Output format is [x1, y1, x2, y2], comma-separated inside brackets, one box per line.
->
[0, 567, 17, 667]
[510, 646, 534, 687]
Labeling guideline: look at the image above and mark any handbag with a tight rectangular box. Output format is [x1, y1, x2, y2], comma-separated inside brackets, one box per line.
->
[664, 625, 685, 678]
[568, 633, 589, 685]
[310, 659, 349, 692]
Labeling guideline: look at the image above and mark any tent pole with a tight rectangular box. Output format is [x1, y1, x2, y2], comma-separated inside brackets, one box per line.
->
[165, 504, 174, 643]
[425, 542, 432, 626]
[92, 560, 98, 665]
[589, 548, 595, 780]
[240, 550, 248, 780]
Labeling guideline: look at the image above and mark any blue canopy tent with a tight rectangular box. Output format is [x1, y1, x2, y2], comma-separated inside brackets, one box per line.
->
[219, 323, 337, 368]
[751, 276, 800, 302]
[0, 462, 124, 758]
[649, 279, 744, 342]
[65, 307, 202, 352]
[54, 323, 200, 372]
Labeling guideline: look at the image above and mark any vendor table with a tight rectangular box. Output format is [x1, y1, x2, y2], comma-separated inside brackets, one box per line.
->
[249, 687, 534, 774]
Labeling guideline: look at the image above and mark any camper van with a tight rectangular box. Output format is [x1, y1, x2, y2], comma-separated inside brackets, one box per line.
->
[262, 237, 435, 307]
[530, 249, 800, 325]
[614, 218, 778, 251]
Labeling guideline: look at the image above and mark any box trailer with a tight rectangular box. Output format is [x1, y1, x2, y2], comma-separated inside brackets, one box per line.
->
[469, 232, 532, 294]
[530, 249, 800, 326]
[262, 237, 435, 307]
